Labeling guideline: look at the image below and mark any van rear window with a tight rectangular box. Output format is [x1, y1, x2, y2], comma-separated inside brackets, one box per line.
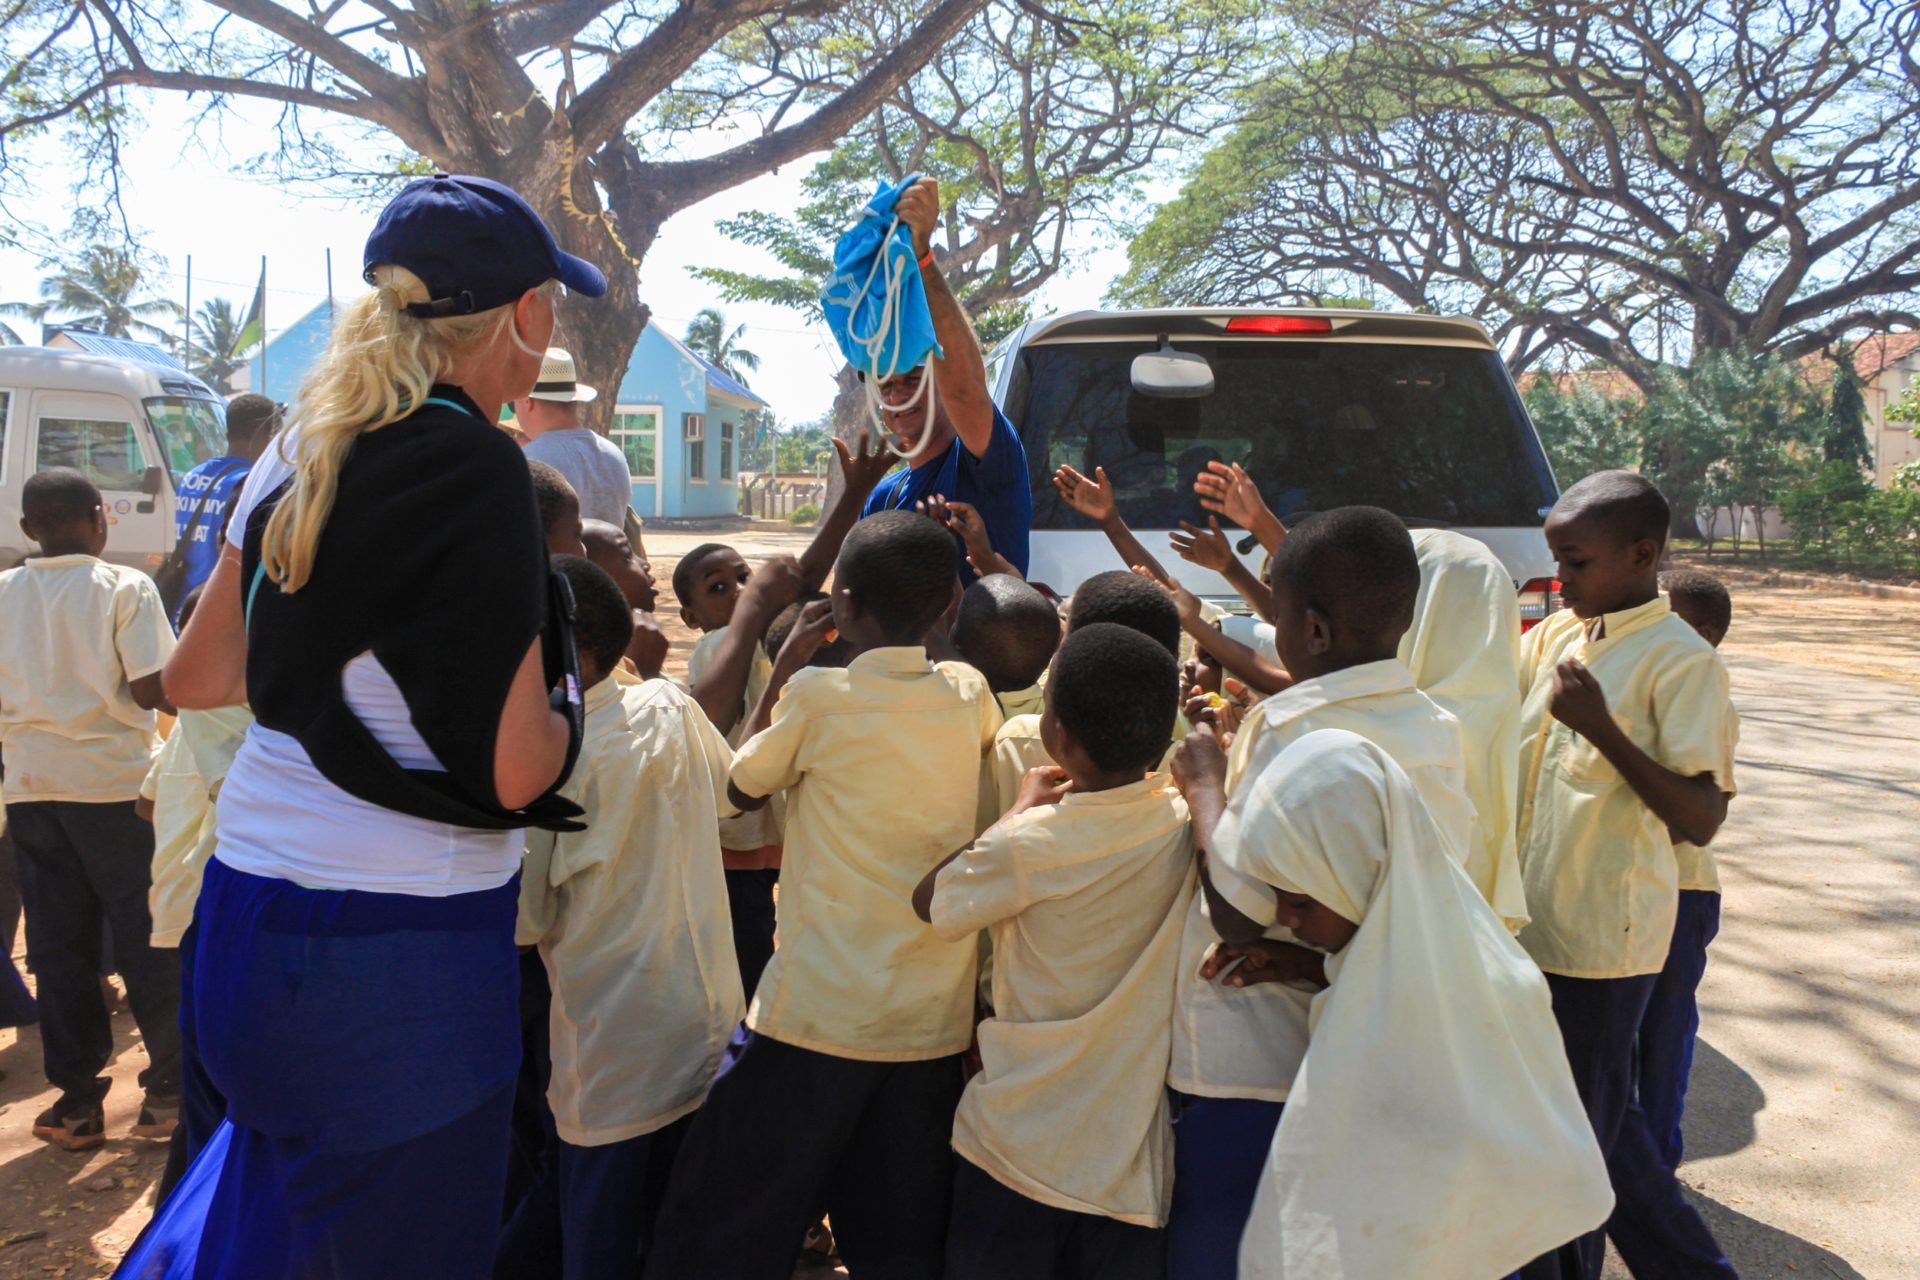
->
[1005, 340, 1558, 530]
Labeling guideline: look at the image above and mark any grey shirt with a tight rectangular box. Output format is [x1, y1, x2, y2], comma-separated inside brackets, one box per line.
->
[523, 427, 635, 526]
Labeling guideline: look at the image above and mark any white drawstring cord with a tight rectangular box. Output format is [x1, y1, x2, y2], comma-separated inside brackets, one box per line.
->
[825, 212, 940, 464]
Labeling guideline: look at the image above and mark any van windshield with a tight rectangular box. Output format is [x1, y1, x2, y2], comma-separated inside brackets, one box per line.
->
[1005, 340, 1558, 530]
[143, 397, 228, 479]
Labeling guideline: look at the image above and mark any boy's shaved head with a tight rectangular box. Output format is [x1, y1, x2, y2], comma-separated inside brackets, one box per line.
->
[22, 467, 103, 527]
[671, 542, 733, 606]
[1066, 570, 1181, 658]
[1552, 470, 1670, 550]
[224, 393, 281, 450]
[1049, 623, 1178, 774]
[1659, 569, 1731, 639]
[836, 510, 957, 641]
[1270, 506, 1419, 644]
[952, 574, 1061, 693]
[553, 554, 634, 681]
[527, 461, 578, 536]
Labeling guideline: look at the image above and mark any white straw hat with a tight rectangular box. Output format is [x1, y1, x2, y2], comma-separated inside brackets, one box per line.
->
[529, 347, 600, 403]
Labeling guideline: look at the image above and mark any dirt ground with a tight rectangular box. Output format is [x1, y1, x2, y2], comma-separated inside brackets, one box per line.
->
[3, 539, 1915, 1277]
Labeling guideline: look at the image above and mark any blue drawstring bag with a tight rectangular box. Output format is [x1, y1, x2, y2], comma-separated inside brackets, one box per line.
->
[820, 173, 945, 379]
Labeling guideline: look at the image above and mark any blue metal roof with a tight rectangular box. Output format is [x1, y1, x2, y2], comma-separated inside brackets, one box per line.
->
[681, 343, 768, 407]
[50, 328, 185, 371]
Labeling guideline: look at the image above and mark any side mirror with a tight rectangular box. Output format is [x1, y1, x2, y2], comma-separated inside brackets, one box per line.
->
[139, 465, 166, 496]
[1131, 339, 1214, 399]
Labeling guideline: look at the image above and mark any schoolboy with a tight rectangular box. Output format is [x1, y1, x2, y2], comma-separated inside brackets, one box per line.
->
[764, 592, 855, 670]
[581, 518, 668, 678]
[1514, 472, 1738, 1280]
[1633, 570, 1736, 1174]
[511, 557, 744, 1279]
[0, 468, 181, 1150]
[1162, 505, 1474, 1280]
[950, 573, 1060, 720]
[917, 623, 1194, 1280]
[530, 459, 588, 557]
[987, 570, 1181, 822]
[679, 437, 897, 997]
[645, 510, 1000, 1280]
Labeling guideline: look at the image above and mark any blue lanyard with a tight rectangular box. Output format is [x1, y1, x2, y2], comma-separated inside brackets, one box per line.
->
[422, 395, 478, 418]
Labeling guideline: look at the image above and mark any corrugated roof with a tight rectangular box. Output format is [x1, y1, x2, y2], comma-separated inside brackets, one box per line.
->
[50, 328, 184, 370]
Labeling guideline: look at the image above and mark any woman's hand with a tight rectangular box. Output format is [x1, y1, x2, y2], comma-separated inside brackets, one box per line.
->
[1053, 464, 1118, 524]
[1170, 516, 1235, 572]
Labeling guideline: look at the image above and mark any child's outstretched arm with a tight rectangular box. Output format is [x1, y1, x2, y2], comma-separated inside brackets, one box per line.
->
[1169, 515, 1274, 622]
[1169, 730, 1266, 947]
[690, 555, 804, 735]
[742, 599, 836, 742]
[1133, 565, 1292, 696]
[1194, 461, 1286, 557]
[922, 496, 1021, 580]
[798, 434, 897, 591]
[1053, 464, 1170, 580]
[1549, 659, 1731, 846]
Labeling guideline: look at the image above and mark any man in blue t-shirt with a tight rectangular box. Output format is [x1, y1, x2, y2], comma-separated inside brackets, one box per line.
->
[171, 393, 280, 624]
[859, 178, 1031, 583]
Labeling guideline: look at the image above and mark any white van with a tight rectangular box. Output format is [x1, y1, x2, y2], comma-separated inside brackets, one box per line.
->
[986, 308, 1564, 623]
[0, 346, 228, 571]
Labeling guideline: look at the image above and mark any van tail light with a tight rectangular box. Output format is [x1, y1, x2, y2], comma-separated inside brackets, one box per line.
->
[1224, 315, 1334, 335]
[1518, 578, 1562, 630]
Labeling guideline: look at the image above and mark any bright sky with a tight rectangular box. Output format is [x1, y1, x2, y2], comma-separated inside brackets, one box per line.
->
[0, 90, 1134, 425]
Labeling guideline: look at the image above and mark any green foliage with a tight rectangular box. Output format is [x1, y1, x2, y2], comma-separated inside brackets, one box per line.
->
[1894, 459, 1920, 491]
[682, 307, 760, 388]
[787, 502, 822, 525]
[1820, 352, 1873, 468]
[1521, 376, 1641, 483]
[1779, 460, 1875, 556]
[184, 296, 258, 391]
[1, 244, 181, 342]
[772, 418, 835, 473]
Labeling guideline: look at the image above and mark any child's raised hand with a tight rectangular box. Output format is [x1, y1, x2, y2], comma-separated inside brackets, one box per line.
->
[834, 431, 896, 498]
[1185, 676, 1249, 745]
[1169, 726, 1228, 799]
[738, 553, 805, 618]
[776, 598, 838, 669]
[627, 611, 670, 679]
[1053, 464, 1117, 523]
[1170, 516, 1235, 572]
[1010, 765, 1072, 815]
[1548, 658, 1614, 740]
[1194, 460, 1269, 530]
[1179, 655, 1223, 706]
[1131, 564, 1202, 627]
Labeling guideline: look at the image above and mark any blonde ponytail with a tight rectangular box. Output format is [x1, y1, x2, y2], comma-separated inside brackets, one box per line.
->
[260, 266, 556, 591]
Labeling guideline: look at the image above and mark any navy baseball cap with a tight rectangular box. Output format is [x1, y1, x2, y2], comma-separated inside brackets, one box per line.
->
[363, 173, 607, 317]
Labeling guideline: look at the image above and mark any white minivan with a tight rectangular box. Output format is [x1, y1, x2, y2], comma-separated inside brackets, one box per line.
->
[0, 346, 228, 571]
[986, 308, 1564, 623]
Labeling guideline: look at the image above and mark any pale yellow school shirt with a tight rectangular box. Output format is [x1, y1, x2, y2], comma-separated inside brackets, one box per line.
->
[142, 705, 252, 947]
[1675, 706, 1741, 893]
[0, 555, 174, 801]
[986, 711, 1188, 828]
[1170, 659, 1473, 1103]
[519, 676, 745, 1146]
[688, 626, 782, 853]
[931, 778, 1194, 1226]
[1516, 599, 1737, 977]
[996, 684, 1045, 719]
[1400, 528, 1530, 930]
[731, 646, 1000, 1061]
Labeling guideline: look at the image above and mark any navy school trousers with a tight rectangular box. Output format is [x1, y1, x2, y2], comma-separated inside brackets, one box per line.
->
[1519, 972, 1738, 1280]
[1165, 1091, 1283, 1280]
[1634, 889, 1721, 1171]
[644, 1024, 965, 1280]
[945, 1155, 1166, 1280]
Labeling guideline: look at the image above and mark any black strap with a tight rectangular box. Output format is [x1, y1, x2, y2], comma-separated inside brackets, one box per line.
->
[163, 459, 249, 571]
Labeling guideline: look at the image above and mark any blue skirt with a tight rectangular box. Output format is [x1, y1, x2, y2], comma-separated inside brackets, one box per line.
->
[150, 856, 521, 1279]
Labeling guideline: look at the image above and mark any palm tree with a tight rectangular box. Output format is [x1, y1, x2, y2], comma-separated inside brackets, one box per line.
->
[0, 246, 182, 343]
[683, 306, 761, 387]
[185, 296, 257, 391]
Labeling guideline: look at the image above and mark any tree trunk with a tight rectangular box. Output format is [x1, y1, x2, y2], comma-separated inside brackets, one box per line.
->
[823, 364, 872, 522]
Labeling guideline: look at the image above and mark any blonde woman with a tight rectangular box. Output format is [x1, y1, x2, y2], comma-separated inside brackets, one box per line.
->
[158, 175, 605, 1278]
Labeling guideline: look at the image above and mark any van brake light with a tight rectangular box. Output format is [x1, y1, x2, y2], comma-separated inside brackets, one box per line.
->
[1224, 316, 1334, 335]
[1518, 578, 1562, 631]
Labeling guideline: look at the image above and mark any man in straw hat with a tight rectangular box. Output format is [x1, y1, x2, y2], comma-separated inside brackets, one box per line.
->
[519, 347, 634, 527]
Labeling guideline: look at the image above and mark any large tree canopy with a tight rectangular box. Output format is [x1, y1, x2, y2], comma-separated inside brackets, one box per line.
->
[1, 0, 993, 419]
[1115, 0, 1920, 386]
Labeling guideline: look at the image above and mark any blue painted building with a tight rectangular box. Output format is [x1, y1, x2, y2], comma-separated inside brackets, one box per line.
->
[237, 301, 768, 519]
